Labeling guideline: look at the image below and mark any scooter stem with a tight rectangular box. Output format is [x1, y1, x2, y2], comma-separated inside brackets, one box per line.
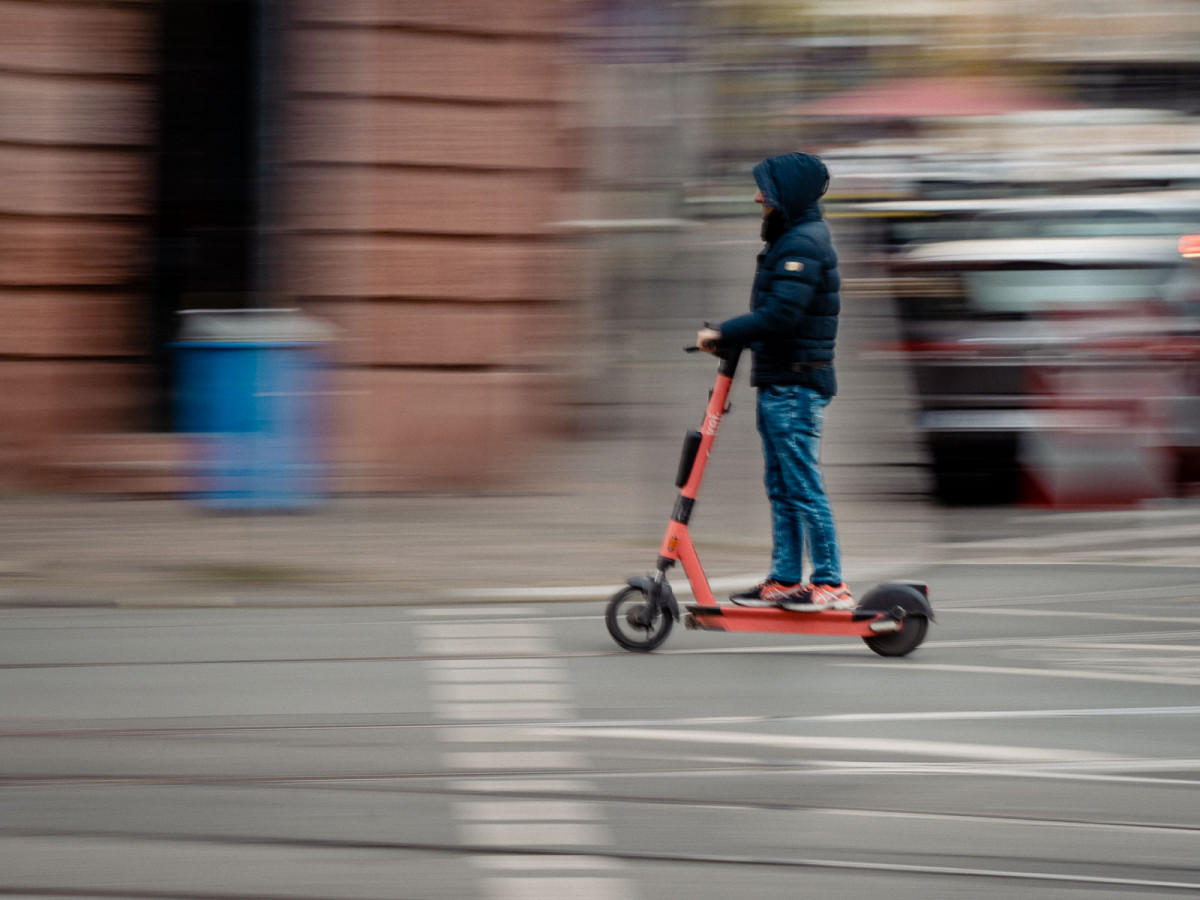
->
[655, 350, 741, 606]
[679, 352, 738, 501]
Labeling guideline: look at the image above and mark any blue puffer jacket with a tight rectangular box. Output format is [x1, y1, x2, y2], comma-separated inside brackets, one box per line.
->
[718, 152, 840, 396]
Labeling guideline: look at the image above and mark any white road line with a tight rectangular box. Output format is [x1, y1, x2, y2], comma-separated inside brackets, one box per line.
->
[791, 704, 1200, 723]
[453, 780, 594, 793]
[419, 638, 552, 656]
[433, 683, 571, 703]
[546, 704, 1200, 727]
[430, 668, 571, 682]
[922, 630, 1200, 649]
[438, 726, 562, 743]
[954, 608, 1200, 625]
[462, 822, 610, 846]
[409, 607, 539, 617]
[533, 727, 1113, 763]
[949, 521, 1200, 552]
[416, 623, 554, 639]
[425, 657, 563, 670]
[1030, 642, 1200, 652]
[841, 661, 1200, 687]
[578, 761, 1200, 787]
[473, 854, 619, 870]
[420, 621, 642, 900]
[439, 702, 571, 721]
[823, 806, 1200, 834]
[481, 876, 630, 900]
[447, 751, 587, 769]
[460, 800, 601, 821]
[935, 581, 1200, 604]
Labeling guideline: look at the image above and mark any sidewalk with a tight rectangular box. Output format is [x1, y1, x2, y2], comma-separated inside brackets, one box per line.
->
[0, 452, 934, 610]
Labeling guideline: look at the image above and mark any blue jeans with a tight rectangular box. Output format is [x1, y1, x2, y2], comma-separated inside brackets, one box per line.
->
[756, 384, 842, 585]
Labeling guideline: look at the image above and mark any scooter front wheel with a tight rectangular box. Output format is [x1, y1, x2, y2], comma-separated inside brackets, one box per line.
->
[605, 585, 673, 652]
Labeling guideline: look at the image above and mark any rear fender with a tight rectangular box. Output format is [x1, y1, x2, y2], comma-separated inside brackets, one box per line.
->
[853, 581, 934, 622]
[626, 575, 680, 621]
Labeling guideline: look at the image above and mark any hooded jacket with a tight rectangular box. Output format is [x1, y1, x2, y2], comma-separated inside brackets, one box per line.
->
[718, 152, 840, 395]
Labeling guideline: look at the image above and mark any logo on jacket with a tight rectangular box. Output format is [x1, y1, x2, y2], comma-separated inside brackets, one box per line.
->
[784, 260, 804, 272]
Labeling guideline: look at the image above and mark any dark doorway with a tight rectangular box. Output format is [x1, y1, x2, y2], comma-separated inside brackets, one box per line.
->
[151, 0, 268, 429]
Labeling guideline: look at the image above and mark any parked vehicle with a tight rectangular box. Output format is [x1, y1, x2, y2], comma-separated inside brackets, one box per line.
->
[868, 192, 1200, 504]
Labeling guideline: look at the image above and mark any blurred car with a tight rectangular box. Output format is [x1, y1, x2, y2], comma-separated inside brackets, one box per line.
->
[871, 192, 1200, 504]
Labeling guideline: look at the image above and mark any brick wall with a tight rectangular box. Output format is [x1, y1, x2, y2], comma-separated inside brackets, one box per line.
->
[0, 0, 578, 493]
[281, 0, 576, 489]
[0, 0, 157, 487]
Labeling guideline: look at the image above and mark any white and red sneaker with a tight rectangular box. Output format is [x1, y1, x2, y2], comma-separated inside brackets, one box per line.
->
[729, 579, 798, 607]
[775, 582, 855, 612]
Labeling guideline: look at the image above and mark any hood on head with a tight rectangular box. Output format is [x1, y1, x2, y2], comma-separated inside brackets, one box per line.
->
[752, 153, 830, 223]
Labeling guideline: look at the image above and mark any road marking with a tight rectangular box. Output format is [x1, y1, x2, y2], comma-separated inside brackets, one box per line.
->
[842, 661, 1200, 687]
[474, 854, 620, 870]
[573, 761, 1200, 787]
[790, 704, 1200, 723]
[949, 520, 1200, 552]
[418, 616, 642, 898]
[954, 608, 1200, 625]
[460, 800, 601, 821]
[932, 582, 1200, 608]
[453, 780, 593, 793]
[534, 727, 1113, 763]
[433, 682, 571, 703]
[426, 657, 564, 670]
[439, 726, 561, 743]
[1028, 642, 1200, 652]
[448, 751, 587, 769]
[439, 702, 571, 721]
[419, 637, 552, 656]
[462, 822, 610, 846]
[409, 607, 539, 617]
[822, 806, 1200, 833]
[431, 667, 570, 682]
[480, 876, 630, 900]
[544, 704, 1200, 728]
[417, 623, 554, 639]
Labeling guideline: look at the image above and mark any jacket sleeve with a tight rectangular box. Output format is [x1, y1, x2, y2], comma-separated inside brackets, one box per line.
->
[718, 237, 822, 346]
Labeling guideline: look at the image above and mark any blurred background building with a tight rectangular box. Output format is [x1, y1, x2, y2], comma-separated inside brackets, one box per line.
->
[3, 0, 1200, 501]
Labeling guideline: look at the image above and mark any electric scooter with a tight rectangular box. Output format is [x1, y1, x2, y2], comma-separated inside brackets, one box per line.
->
[605, 343, 933, 656]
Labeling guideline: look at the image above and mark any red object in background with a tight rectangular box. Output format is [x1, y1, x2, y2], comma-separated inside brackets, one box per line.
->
[788, 75, 1084, 119]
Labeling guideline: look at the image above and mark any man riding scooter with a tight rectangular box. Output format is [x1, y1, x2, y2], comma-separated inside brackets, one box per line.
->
[697, 152, 853, 612]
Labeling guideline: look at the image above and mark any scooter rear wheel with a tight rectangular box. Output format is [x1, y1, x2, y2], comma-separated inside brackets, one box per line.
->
[606, 585, 673, 652]
[863, 616, 928, 657]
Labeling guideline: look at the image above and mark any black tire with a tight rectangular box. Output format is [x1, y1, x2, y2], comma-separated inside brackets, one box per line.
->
[605, 585, 673, 652]
[864, 616, 928, 657]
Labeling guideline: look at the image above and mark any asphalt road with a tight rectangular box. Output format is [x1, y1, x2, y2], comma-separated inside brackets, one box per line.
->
[3, 561, 1200, 899]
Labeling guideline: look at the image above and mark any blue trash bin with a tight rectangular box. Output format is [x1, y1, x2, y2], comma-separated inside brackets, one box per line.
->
[174, 310, 332, 511]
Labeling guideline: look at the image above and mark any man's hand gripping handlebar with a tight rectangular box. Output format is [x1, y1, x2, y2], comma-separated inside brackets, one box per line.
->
[692, 321, 722, 354]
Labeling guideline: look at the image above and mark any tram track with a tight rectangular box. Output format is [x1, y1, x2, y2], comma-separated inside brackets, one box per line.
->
[4, 763, 1199, 827]
[3, 625, 1200, 671]
[2, 826, 1199, 895]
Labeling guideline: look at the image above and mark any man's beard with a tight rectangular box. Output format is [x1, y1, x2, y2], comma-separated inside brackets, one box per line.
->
[761, 209, 786, 242]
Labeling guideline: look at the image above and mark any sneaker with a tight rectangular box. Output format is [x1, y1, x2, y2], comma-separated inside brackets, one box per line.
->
[729, 579, 798, 607]
[775, 582, 855, 612]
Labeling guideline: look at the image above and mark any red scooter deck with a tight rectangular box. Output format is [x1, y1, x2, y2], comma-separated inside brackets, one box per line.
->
[685, 604, 893, 637]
